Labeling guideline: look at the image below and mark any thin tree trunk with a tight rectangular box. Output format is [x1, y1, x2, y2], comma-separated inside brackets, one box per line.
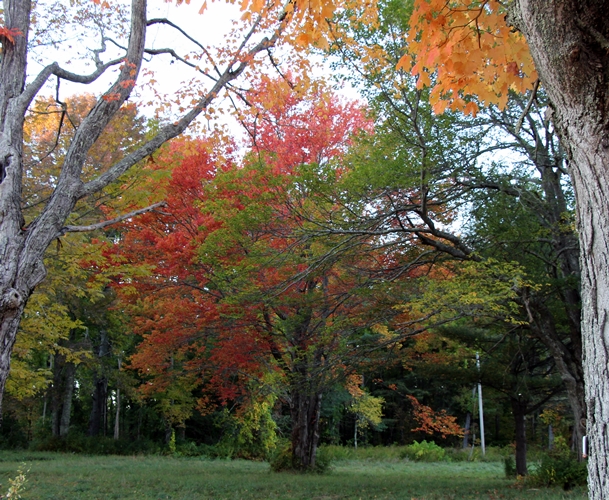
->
[114, 357, 121, 440]
[114, 388, 120, 440]
[462, 412, 471, 449]
[511, 399, 528, 476]
[59, 363, 76, 437]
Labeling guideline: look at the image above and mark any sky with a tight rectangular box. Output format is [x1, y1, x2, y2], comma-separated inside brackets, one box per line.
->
[25, 0, 360, 143]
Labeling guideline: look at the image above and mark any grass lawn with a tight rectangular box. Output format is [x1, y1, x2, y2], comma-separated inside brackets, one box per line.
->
[0, 451, 587, 499]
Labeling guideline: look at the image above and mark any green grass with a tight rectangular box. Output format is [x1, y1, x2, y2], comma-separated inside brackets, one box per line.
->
[0, 451, 587, 499]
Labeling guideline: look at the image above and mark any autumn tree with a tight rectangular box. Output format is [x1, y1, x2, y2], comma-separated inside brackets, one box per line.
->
[322, 0, 586, 466]
[113, 79, 378, 469]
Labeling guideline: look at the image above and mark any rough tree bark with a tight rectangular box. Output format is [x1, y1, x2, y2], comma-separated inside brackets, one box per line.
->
[510, 1, 609, 496]
[290, 383, 323, 470]
[50, 351, 76, 438]
[286, 307, 325, 470]
[0, 0, 281, 418]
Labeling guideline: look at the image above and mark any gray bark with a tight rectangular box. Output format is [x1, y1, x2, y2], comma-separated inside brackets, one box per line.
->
[510, 1, 609, 496]
[0, 0, 281, 418]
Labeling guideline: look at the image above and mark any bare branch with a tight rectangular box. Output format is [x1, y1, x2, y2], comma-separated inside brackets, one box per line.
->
[514, 79, 540, 134]
[62, 201, 167, 233]
[147, 18, 222, 77]
[81, 26, 282, 197]
[19, 58, 124, 113]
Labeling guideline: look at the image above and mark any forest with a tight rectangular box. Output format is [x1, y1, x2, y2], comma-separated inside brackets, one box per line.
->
[1, 0, 608, 497]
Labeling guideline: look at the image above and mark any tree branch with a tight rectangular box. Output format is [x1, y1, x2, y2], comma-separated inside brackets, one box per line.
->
[62, 201, 167, 233]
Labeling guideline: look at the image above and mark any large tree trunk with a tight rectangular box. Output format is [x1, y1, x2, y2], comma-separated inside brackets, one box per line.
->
[511, 1, 609, 496]
[88, 376, 108, 437]
[290, 386, 323, 470]
[88, 329, 110, 437]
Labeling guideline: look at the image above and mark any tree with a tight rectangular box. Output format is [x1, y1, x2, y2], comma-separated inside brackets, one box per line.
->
[404, 1, 609, 494]
[326, 0, 585, 461]
[114, 79, 375, 469]
[0, 0, 377, 418]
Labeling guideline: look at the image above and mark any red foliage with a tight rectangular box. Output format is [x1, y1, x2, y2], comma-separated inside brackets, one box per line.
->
[243, 75, 372, 174]
[112, 79, 373, 415]
[407, 395, 463, 439]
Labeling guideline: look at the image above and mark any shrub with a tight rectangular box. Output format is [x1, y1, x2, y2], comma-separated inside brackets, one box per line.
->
[504, 456, 517, 478]
[528, 449, 587, 490]
[3, 462, 29, 499]
[29, 433, 160, 455]
[445, 445, 511, 464]
[323, 445, 405, 462]
[269, 441, 332, 473]
[400, 440, 446, 462]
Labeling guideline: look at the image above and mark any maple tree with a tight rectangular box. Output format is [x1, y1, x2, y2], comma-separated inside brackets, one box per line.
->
[111, 78, 378, 469]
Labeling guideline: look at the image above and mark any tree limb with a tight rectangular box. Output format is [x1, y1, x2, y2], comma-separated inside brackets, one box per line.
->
[62, 201, 167, 233]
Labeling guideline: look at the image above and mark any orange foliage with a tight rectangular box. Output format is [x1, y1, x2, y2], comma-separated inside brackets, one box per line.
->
[407, 395, 463, 438]
[0, 26, 23, 44]
[401, 0, 537, 114]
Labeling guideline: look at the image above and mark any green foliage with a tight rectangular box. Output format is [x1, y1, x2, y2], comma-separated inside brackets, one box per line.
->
[349, 391, 385, 431]
[322, 444, 405, 461]
[167, 429, 177, 456]
[29, 433, 161, 455]
[405, 259, 528, 327]
[504, 456, 517, 478]
[213, 396, 278, 461]
[443, 445, 512, 463]
[400, 440, 446, 462]
[528, 449, 587, 489]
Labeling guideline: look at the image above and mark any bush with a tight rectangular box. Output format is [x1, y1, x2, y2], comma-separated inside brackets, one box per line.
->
[528, 449, 587, 489]
[400, 440, 446, 462]
[504, 456, 517, 478]
[444, 445, 511, 464]
[322, 445, 405, 462]
[269, 441, 332, 473]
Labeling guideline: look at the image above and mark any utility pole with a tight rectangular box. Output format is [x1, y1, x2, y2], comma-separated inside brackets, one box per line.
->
[476, 352, 486, 456]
